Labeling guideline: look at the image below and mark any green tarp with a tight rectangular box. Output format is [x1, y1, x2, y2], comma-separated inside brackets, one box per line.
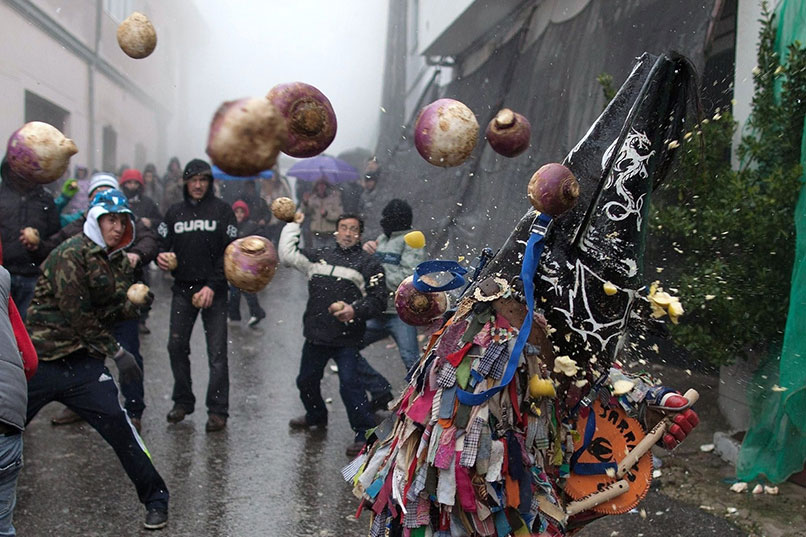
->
[737, 0, 806, 484]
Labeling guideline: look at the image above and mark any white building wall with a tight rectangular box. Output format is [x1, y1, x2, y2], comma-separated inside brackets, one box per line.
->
[0, 0, 195, 177]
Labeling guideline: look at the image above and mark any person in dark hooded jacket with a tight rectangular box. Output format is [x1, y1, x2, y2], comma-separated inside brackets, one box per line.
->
[0, 157, 60, 319]
[156, 159, 237, 433]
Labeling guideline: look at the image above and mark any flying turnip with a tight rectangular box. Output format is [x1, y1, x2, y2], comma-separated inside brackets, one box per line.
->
[116, 12, 157, 59]
[485, 108, 531, 157]
[266, 82, 337, 158]
[270, 197, 296, 223]
[206, 97, 288, 177]
[414, 99, 479, 167]
[224, 236, 278, 293]
[394, 276, 450, 326]
[6, 122, 78, 184]
[527, 163, 580, 217]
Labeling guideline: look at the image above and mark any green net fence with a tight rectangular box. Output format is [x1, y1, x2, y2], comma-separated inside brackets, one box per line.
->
[737, 0, 806, 484]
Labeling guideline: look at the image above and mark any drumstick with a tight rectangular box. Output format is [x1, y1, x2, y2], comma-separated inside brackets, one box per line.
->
[617, 389, 699, 478]
[565, 480, 630, 516]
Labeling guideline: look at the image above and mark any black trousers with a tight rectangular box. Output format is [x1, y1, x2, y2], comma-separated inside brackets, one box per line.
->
[167, 289, 229, 416]
[26, 351, 169, 511]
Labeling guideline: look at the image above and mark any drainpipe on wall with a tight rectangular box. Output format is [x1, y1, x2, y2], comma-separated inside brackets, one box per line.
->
[87, 0, 102, 173]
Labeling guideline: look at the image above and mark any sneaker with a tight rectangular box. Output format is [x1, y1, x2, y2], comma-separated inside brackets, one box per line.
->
[166, 406, 191, 424]
[205, 413, 227, 432]
[345, 441, 364, 457]
[370, 391, 394, 413]
[247, 313, 265, 327]
[51, 407, 83, 426]
[144, 508, 168, 530]
[288, 415, 327, 430]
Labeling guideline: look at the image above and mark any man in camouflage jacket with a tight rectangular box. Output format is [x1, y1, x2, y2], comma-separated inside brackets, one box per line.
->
[25, 189, 170, 531]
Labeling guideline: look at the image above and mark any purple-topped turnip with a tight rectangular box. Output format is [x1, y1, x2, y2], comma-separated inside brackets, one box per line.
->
[116, 12, 157, 59]
[224, 236, 278, 293]
[414, 98, 479, 167]
[486, 108, 531, 157]
[206, 97, 288, 177]
[394, 276, 450, 326]
[266, 82, 337, 158]
[527, 163, 580, 217]
[6, 122, 78, 184]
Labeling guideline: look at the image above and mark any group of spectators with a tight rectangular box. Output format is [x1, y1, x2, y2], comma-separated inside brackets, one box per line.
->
[0, 151, 423, 533]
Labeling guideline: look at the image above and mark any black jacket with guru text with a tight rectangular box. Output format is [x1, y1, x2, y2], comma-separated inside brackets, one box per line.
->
[157, 183, 237, 295]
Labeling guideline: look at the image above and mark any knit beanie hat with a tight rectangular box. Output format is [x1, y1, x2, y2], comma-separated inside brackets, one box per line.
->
[380, 199, 413, 236]
[232, 200, 250, 219]
[183, 159, 213, 180]
[88, 173, 119, 198]
[120, 168, 144, 186]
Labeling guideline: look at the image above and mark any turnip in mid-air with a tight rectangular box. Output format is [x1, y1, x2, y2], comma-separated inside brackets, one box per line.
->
[266, 82, 337, 158]
[270, 197, 296, 223]
[527, 163, 580, 217]
[394, 276, 450, 326]
[6, 122, 78, 184]
[206, 98, 288, 177]
[414, 98, 479, 167]
[116, 12, 157, 59]
[224, 236, 278, 293]
[486, 108, 531, 157]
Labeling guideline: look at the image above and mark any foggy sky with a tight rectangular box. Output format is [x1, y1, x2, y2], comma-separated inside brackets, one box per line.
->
[180, 1, 390, 169]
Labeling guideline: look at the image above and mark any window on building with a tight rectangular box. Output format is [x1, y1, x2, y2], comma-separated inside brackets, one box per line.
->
[24, 91, 69, 133]
[102, 125, 117, 174]
[408, 0, 419, 54]
[103, 0, 133, 23]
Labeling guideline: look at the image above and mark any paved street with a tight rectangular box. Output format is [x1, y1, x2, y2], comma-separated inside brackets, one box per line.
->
[14, 266, 749, 536]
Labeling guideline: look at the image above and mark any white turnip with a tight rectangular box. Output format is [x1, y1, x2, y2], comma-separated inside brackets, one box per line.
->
[266, 82, 337, 158]
[527, 163, 580, 217]
[394, 276, 450, 326]
[116, 12, 157, 59]
[126, 283, 150, 305]
[206, 98, 288, 177]
[162, 252, 178, 271]
[22, 227, 40, 247]
[6, 122, 78, 184]
[414, 99, 479, 167]
[270, 197, 296, 223]
[224, 236, 278, 293]
[486, 108, 531, 157]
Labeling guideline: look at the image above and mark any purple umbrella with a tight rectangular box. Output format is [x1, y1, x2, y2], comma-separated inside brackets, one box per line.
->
[286, 155, 359, 183]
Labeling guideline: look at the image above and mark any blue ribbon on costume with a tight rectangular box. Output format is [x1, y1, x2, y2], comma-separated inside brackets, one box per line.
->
[456, 212, 552, 406]
[412, 260, 467, 292]
[570, 409, 619, 475]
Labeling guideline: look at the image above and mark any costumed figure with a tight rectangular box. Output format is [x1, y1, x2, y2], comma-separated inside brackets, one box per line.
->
[344, 52, 701, 537]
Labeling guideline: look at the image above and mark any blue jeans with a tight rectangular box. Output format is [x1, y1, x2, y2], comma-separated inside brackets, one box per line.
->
[357, 314, 421, 399]
[114, 319, 145, 418]
[26, 352, 169, 511]
[297, 341, 375, 441]
[228, 284, 265, 321]
[9, 274, 37, 322]
[365, 314, 420, 370]
[167, 289, 229, 416]
[0, 433, 22, 536]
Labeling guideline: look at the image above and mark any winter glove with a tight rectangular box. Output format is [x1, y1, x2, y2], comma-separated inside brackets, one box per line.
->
[645, 387, 700, 450]
[113, 347, 143, 385]
[62, 179, 79, 198]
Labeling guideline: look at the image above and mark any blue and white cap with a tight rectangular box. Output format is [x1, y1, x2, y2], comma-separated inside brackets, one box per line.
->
[84, 188, 135, 251]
